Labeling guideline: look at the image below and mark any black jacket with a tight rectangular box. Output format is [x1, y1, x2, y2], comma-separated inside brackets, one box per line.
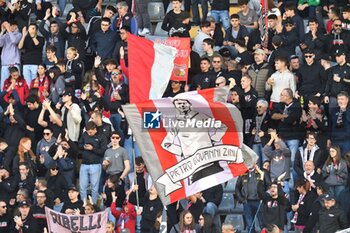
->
[324, 63, 350, 98]
[78, 132, 108, 164]
[318, 204, 349, 233]
[258, 181, 291, 230]
[294, 145, 324, 177]
[141, 194, 163, 232]
[202, 184, 223, 207]
[293, 190, 317, 226]
[298, 61, 327, 96]
[190, 71, 216, 91]
[224, 25, 249, 43]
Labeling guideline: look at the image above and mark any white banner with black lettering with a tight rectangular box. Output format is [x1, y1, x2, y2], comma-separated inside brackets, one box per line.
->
[45, 207, 108, 233]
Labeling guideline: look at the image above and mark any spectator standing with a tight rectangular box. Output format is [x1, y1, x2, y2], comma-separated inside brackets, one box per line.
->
[78, 122, 107, 203]
[0, 20, 21, 90]
[18, 24, 45, 86]
[318, 193, 349, 233]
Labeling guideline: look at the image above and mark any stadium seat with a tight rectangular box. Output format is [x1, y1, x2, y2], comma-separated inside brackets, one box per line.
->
[224, 214, 245, 231]
[223, 177, 237, 193]
[154, 22, 168, 37]
[148, 2, 165, 22]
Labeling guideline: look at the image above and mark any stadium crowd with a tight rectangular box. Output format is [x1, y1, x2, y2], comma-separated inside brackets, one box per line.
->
[0, 0, 350, 232]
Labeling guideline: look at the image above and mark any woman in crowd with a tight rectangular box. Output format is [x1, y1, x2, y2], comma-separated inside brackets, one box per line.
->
[291, 180, 317, 233]
[198, 213, 219, 233]
[48, 66, 65, 104]
[322, 145, 348, 199]
[170, 209, 201, 233]
[46, 161, 68, 210]
[30, 63, 50, 102]
[12, 137, 37, 176]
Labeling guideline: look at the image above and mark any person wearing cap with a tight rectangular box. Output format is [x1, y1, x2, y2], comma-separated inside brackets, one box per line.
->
[0, 19, 21, 91]
[324, 47, 350, 110]
[318, 193, 349, 233]
[59, 89, 82, 143]
[296, 49, 327, 104]
[11, 199, 38, 232]
[78, 121, 107, 203]
[61, 185, 84, 215]
[278, 17, 298, 57]
[283, 2, 305, 42]
[247, 48, 274, 98]
[303, 182, 329, 233]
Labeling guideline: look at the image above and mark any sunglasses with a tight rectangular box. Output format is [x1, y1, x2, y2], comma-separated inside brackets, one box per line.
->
[50, 167, 58, 171]
[334, 24, 342, 27]
[43, 132, 51, 136]
[304, 55, 313, 58]
[111, 136, 120, 139]
[111, 72, 120, 76]
[213, 60, 221, 63]
[285, 24, 293, 27]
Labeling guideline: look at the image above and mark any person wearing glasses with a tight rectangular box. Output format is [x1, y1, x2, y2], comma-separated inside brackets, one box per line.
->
[324, 48, 350, 110]
[0, 199, 10, 231]
[36, 127, 56, 169]
[32, 190, 48, 232]
[296, 49, 327, 106]
[278, 18, 298, 58]
[12, 200, 38, 232]
[90, 17, 118, 61]
[103, 131, 130, 180]
[163, 80, 185, 97]
[325, 18, 350, 61]
[99, 67, 129, 140]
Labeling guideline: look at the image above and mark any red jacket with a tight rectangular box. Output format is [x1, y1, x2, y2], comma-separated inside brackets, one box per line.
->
[111, 201, 136, 233]
[3, 77, 29, 105]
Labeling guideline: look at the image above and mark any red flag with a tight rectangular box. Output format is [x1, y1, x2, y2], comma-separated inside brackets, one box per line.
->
[122, 88, 258, 205]
[128, 34, 177, 103]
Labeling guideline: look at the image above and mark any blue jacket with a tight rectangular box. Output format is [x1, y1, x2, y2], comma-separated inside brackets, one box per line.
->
[90, 29, 118, 60]
[0, 29, 22, 65]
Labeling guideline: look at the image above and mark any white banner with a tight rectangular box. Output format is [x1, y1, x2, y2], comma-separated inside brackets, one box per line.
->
[157, 145, 243, 195]
[45, 207, 108, 233]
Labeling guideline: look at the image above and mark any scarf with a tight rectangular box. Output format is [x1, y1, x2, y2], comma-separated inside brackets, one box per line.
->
[291, 193, 305, 224]
[304, 170, 315, 184]
[32, 76, 50, 92]
[300, 145, 319, 166]
[254, 112, 266, 143]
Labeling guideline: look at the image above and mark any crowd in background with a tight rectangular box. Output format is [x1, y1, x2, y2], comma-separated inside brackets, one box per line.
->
[0, 0, 350, 232]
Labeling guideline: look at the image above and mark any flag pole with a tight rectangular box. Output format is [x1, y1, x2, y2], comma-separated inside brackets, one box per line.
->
[131, 132, 140, 208]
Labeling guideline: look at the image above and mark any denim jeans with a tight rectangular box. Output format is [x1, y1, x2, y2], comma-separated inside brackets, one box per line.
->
[79, 163, 102, 203]
[23, 64, 38, 86]
[252, 143, 268, 167]
[329, 185, 345, 200]
[1, 65, 20, 90]
[203, 202, 221, 229]
[285, 139, 300, 164]
[58, 0, 66, 14]
[210, 10, 230, 30]
[191, 0, 208, 24]
[243, 200, 262, 231]
[124, 136, 141, 172]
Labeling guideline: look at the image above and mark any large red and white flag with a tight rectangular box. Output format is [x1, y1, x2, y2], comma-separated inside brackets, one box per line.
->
[128, 34, 177, 103]
[122, 88, 258, 205]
